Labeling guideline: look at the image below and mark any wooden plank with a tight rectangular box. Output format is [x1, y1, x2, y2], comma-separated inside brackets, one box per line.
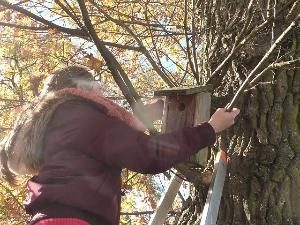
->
[162, 95, 196, 132]
[193, 93, 211, 166]
[154, 85, 213, 97]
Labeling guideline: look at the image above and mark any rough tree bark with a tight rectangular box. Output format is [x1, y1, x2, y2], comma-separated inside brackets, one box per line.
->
[176, 1, 300, 225]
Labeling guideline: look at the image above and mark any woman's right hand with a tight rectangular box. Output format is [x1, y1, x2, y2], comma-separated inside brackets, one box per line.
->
[208, 108, 240, 133]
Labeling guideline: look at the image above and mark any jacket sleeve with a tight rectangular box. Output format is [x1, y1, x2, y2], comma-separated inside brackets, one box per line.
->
[49, 100, 216, 174]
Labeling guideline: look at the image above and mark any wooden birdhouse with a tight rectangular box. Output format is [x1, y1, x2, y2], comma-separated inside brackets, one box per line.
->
[154, 85, 213, 168]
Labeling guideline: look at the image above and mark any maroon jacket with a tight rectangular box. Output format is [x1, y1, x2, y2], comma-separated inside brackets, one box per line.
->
[24, 100, 216, 225]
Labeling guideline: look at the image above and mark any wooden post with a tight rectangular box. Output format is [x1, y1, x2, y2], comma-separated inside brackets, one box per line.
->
[148, 86, 212, 225]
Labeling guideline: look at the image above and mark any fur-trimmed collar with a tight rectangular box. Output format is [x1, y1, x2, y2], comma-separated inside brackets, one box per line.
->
[1, 88, 145, 178]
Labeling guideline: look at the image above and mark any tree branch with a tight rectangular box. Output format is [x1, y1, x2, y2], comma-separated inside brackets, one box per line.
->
[0, 1, 142, 52]
[206, 0, 297, 85]
[101, 3, 183, 29]
[236, 0, 255, 42]
[0, 0, 86, 37]
[77, 0, 158, 133]
[144, 5, 188, 59]
[226, 13, 300, 110]
[120, 210, 177, 216]
[158, 49, 194, 81]
[54, 0, 84, 29]
[191, 0, 200, 83]
[184, 0, 198, 84]
[249, 58, 300, 86]
[0, 0, 29, 12]
[77, 0, 136, 102]
[88, 0, 177, 87]
[144, 0, 173, 83]
[0, 22, 48, 31]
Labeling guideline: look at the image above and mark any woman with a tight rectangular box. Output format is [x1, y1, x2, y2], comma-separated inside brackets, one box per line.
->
[0, 66, 239, 225]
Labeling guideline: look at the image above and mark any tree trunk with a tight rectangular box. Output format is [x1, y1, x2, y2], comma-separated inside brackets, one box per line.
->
[176, 1, 300, 224]
[221, 68, 299, 225]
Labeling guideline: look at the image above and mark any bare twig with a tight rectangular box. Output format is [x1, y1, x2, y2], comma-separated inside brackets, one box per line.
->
[271, 0, 277, 45]
[286, 0, 300, 21]
[184, 0, 198, 84]
[0, 22, 48, 31]
[55, 0, 84, 29]
[120, 210, 177, 216]
[191, 0, 200, 83]
[0, 1, 142, 52]
[103, 3, 183, 30]
[158, 49, 194, 80]
[267, 0, 271, 18]
[250, 58, 300, 85]
[226, 13, 300, 110]
[88, 0, 176, 87]
[144, 0, 169, 80]
[206, 0, 297, 85]
[146, 9, 187, 50]
[235, 0, 255, 42]
[0, 26, 142, 52]
[0, 0, 86, 37]
[179, 62, 189, 85]
[0, 0, 29, 12]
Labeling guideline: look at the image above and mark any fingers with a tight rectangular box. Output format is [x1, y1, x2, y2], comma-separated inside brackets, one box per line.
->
[208, 107, 241, 133]
[228, 108, 240, 123]
[231, 108, 240, 118]
[216, 108, 240, 117]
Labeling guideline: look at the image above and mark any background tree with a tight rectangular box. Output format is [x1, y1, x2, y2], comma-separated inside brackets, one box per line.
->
[0, 0, 299, 225]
